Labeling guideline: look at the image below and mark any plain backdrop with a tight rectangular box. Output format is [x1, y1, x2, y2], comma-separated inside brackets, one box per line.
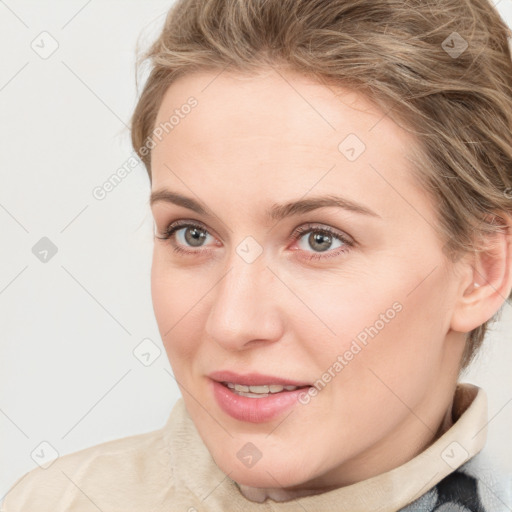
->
[1, 0, 511, 501]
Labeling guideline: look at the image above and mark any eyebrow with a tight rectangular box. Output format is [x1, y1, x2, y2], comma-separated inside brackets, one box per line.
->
[149, 189, 381, 221]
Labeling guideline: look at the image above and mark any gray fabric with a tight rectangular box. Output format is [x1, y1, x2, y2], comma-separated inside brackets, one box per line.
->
[399, 452, 512, 511]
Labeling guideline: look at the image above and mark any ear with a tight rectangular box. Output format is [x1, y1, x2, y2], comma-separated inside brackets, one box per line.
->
[450, 212, 512, 334]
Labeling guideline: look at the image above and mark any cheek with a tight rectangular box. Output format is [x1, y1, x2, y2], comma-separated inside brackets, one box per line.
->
[299, 252, 450, 365]
[151, 252, 174, 331]
[317, 267, 453, 417]
[284, 268, 405, 366]
[150, 250, 203, 361]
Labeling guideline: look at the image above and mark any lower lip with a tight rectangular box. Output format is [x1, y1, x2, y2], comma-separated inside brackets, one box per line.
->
[211, 380, 311, 423]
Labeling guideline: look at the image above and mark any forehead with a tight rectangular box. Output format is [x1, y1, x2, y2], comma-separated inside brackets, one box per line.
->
[150, 68, 426, 224]
[152, 67, 416, 167]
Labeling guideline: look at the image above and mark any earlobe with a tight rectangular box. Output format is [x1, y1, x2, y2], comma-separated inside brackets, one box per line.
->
[450, 213, 512, 334]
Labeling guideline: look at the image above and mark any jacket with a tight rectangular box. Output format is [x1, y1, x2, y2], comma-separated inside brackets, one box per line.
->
[2, 383, 511, 511]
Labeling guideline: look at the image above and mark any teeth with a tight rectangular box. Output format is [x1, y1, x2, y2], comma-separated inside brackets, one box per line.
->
[224, 382, 300, 396]
[247, 385, 270, 393]
[236, 391, 269, 398]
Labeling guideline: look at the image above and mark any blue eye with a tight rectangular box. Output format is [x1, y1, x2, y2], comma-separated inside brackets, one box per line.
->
[155, 220, 354, 261]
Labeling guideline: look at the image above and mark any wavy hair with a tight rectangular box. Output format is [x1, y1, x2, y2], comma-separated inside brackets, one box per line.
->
[130, 0, 512, 372]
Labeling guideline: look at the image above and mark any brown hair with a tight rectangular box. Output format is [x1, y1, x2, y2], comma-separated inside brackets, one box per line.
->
[130, 0, 512, 372]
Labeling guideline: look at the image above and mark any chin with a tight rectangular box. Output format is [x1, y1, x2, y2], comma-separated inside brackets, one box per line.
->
[212, 451, 312, 489]
[231, 468, 303, 489]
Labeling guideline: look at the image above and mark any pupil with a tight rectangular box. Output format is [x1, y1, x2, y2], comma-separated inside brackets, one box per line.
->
[309, 232, 331, 252]
[185, 227, 206, 247]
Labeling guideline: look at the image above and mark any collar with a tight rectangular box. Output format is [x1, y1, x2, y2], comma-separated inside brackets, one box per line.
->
[163, 383, 487, 511]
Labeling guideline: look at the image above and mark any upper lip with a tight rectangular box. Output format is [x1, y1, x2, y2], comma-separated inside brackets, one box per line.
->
[208, 370, 311, 387]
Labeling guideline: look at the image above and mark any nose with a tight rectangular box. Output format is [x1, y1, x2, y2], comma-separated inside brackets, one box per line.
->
[204, 251, 285, 351]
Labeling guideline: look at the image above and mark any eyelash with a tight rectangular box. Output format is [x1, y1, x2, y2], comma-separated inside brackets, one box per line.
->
[155, 220, 354, 261]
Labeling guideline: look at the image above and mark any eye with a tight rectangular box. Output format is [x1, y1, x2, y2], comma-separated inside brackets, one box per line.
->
[290, 223, 354, 261]
[155, 220, 217, 256]
[155, 220, 354, 260]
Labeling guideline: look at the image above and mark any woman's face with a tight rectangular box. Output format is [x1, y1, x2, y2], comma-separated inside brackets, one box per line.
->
[149, 68, 468, 490]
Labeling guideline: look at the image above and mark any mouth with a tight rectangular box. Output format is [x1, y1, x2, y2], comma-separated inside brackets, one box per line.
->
[219, 381, 310, 398]
[209, 371, 314, 423]
[208, 370, 311, 388]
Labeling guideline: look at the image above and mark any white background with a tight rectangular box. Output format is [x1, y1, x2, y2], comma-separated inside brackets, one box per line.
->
[1, 0, 511, 501]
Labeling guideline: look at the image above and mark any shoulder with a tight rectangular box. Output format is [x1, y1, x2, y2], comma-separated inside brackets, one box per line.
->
[1, 424, 174, 512]
[400, 450, 512, 512]
[456, 450, 512, 510]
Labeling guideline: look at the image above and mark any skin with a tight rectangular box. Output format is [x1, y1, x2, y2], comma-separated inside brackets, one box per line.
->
[148, 67, 512, 496]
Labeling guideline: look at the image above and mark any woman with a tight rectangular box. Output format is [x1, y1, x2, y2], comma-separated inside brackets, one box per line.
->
[3, 0, 512, 510]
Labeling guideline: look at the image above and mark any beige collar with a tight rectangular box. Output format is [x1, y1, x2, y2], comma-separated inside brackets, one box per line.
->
[164, 383, 487, 511]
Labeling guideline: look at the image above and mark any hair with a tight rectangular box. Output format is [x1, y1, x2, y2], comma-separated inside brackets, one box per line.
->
[130, 0, 512, 373]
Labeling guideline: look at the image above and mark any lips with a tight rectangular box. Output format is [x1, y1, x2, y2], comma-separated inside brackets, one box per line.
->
[208, 370, 311, 387]
[208, 370, 312, 422]
[211, 380, 311, 422]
